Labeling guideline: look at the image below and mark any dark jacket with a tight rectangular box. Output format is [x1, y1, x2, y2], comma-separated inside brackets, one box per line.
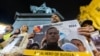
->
[41, 42, 63, 51]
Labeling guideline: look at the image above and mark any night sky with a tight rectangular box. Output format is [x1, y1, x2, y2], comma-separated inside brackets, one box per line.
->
[0, 0, 91, 24]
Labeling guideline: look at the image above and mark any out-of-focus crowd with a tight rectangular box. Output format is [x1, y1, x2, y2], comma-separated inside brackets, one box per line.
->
[0, 13, 100, 56]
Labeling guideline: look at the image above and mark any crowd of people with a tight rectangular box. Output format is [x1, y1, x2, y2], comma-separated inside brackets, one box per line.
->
[0, 13, 100, 56]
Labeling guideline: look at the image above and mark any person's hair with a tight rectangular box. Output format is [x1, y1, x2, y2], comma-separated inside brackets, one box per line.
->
[53, 13, 61, 19]
[81, 20, 93, 27]
[52, 12, 64, 21]
[71, 39, 83, 45]
[46, 27, 59, 34]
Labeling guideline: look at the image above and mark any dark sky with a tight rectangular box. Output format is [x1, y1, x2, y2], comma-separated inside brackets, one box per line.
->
[0, 0, 91, 24]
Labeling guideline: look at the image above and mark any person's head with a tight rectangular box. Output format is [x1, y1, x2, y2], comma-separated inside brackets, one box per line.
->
[71, 39, 86, 52]
[81, 20, 95, 32]
[46, 27, 59, 43]
[20, 25, 28, 32]
[28, 43, 40, 50]
[51, 13, 61, 23]
[5, 25, 13, 33]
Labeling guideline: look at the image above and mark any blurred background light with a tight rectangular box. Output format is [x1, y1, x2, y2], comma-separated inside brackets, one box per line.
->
[0, 23, 6, 34]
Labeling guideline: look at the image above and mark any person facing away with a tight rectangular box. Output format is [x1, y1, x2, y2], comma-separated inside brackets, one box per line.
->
[41, 27, 63, 51]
